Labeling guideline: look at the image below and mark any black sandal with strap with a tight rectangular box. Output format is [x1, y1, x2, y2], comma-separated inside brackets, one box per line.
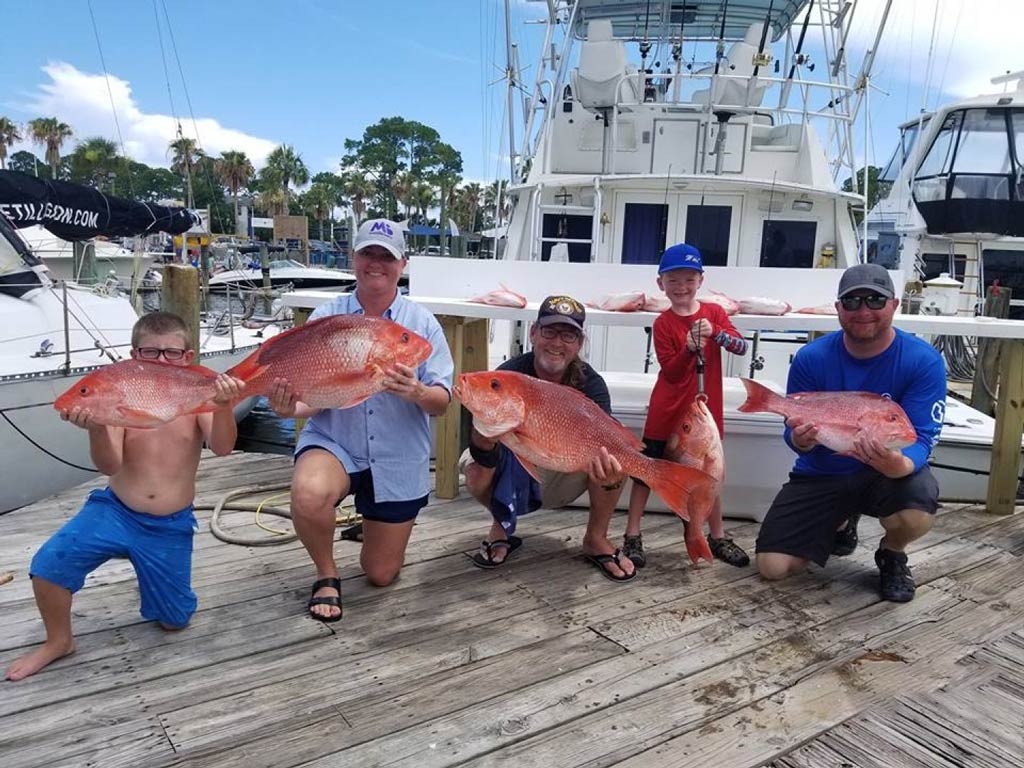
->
[308, 576, 343, 622]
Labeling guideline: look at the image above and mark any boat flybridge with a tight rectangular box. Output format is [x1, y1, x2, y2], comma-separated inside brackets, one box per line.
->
[867, 70, 1024, 319]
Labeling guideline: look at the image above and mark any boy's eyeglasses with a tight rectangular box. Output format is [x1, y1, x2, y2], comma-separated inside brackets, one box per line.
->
[839, 294, 889, 311]
[538, 326, 582, 344]
[136, 347, 187, 361]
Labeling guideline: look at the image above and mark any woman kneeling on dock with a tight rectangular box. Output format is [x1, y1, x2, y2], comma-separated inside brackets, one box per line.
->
[268, 219, 454, 622]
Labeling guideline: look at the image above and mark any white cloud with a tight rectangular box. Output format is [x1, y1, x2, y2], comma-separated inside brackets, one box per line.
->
[17, 62, 278, 168]
[850, 0, 1024, 102]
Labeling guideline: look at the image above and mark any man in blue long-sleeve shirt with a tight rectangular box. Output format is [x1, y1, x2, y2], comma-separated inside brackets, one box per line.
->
[755, 263, 947, 602]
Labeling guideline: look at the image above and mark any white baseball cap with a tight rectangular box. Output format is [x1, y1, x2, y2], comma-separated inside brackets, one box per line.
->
[353, 218, 406, 260]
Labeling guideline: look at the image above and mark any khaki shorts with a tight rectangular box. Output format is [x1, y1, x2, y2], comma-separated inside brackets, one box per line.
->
[459, 448, 589, 508]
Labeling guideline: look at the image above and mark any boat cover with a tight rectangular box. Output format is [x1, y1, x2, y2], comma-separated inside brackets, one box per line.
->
[0, 170, 199, 240]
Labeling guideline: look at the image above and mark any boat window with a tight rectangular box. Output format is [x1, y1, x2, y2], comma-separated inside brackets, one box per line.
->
[879, 120, 926, 183]
[917, 112, 960, 180]
[982, 248, 1024, 319]
[759, 220, 816, 268]
[684, 205, 731, 267]
[621, 203, 668, 265]
[920, 252, 966, 282]
[541, 213, 592, 262]
[952, 109, 1012, 175]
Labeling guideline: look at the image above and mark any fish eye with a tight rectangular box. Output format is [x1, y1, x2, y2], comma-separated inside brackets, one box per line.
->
[400, 332, 409, 343]
[490, 379, 501, 390]
[78, 386, 88, 396]
[682, 424, 691, 433]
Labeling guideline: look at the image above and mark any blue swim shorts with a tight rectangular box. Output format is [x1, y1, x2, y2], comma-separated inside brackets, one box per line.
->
[30, 487, 198, 628]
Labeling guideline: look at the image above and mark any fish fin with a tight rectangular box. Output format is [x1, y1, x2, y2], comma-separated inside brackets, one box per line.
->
[737, 378, 783, 415]
[114, 406, 164, 428]
[641, 459, 716, 518]
[685, 535, 715, 566]
[516, 456, 544, 483]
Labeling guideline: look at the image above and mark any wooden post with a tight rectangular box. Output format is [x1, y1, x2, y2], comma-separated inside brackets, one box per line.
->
[434, 315, 489, 498]
[986, 339, 1024, 515]
[199, 242, 211, 313]
[160, 265, 200, 352]
[971, 285, 1011, 415]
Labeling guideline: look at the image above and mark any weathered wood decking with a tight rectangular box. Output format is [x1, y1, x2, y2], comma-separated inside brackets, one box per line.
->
[1, 451, 1023, 767]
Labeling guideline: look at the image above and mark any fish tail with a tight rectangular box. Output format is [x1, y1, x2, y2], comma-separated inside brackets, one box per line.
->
[685, 535, 714, 566]
[641, 458, 715, 518]
[738, 378, 782, 414]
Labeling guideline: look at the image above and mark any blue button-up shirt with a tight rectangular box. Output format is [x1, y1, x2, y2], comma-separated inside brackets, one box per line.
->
[296, 291, 454, 502]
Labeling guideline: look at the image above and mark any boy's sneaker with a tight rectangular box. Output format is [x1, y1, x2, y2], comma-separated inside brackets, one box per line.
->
[874, 546, 915, 602]
[622, 533, 646, 568]
[707, 536, 750, 567]
[832, 513, 860, 556]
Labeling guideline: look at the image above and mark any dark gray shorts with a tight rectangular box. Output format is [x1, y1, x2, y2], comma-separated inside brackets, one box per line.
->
[755, 467, 939, 567]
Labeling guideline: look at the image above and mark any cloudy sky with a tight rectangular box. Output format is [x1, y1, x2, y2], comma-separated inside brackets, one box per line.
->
[1, 0, 1020, 184]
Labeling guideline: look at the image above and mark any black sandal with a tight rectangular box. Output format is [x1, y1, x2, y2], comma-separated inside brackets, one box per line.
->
[308, 576, 342, 622]
[471, 536, 522, 569]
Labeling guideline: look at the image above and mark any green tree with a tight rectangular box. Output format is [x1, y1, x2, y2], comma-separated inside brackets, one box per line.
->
[0, 117, 22, 170]
[302, 183, 336, 241]
[168, 135, 202, 207]
[342, 172, 376, 225]
[842, 166, 883, 222]
[342, 117, 461, 219]
[7, 150, 41, 176]
[410, 181, 436, 226]
[27, 117, 73, 179]
[482, 179, 511, 229]
[215, 150, 255, 235]
[69, 137, 121, 191]
[265, 144, 309, 204]
[428, 142, 463, 251]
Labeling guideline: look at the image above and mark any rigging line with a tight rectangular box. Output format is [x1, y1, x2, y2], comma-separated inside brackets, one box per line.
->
[152, 0, 179, 124]
[933, 0, 964, 111]
[160, 0, 227, 232]
[0, 411, 97, 473]
[52, 285, 122, 361]
[86, 0, 134, 197]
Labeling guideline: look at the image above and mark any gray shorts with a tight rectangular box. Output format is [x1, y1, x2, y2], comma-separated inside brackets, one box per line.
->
[459, 448, 588, 508]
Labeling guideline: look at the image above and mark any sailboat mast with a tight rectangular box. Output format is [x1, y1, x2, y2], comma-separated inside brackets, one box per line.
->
[503, 0, 517, 186]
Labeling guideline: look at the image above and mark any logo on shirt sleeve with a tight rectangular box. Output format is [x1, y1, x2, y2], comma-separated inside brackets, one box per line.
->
[931, 401, 945, 424]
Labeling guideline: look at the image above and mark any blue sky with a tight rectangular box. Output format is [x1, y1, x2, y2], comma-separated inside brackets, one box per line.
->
[1, 0, 1021, 187]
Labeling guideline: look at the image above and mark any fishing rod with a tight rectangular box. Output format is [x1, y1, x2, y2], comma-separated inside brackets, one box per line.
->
[712, 0, 730, 78]
[750, 0, 774, 79]
[780, 0, 814, 108]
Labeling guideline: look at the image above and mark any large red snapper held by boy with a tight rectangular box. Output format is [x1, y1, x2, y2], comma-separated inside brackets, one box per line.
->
[665, 398, 723, 564]
[454, 371, 716, 520]
[54, 359, 222, 428]
[738, 378, 916, 453]
[227, 314, 432, 409]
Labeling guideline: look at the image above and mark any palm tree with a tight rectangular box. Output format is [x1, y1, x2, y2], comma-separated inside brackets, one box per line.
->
[70, 137, 120, 191]
[0, 117, 22, 170]
[168, 135, 202, 207]
[459, 182, 483, 232]
[342, 173, 376, 225]
[391, 171, 414, 221]
[215, 150, 255, 235]
[27, 117, 73, 178]
[411, 181, 436, 226]
[265, 144, 309, 204]
[303, 183, 335, 241]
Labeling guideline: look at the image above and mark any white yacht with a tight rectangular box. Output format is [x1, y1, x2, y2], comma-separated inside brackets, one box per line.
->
[13, 224, 158, 285]
[208, 258, 357, 292]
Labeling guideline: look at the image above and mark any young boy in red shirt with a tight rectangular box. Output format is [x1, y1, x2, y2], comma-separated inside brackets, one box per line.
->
[623, 243, 750, 568]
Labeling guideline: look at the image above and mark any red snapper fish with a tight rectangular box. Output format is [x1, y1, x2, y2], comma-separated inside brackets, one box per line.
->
[665, 398, 724, 564]
[738, 378, 917, 453]
[642, 295, 671, 313]
[794, 304, 838, 316]
[469, 284, 527, 308]
[454, 371, 716, 520]
[699, 291, 740, 315]
[591, 291, 647, 312]
[228, 314, 432, 409]
[738, 296, 792, 315]
[54, 359, 222, 428]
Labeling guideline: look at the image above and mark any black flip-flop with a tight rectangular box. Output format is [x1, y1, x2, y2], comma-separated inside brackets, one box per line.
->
[584, 549, 637, 582]
[307, 576, 342, 622]
[471, 535, 523, 569]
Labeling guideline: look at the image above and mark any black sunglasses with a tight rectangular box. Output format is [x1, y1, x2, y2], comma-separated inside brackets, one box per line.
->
[839, 294, 889, 311]
[136, 347, 187, 361]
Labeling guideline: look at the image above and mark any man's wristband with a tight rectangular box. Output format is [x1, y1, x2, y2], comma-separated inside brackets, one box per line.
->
[469, 440, 502, 468]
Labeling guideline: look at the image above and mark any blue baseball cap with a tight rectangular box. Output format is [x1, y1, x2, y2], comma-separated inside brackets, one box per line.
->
[658, 243, 704, 274]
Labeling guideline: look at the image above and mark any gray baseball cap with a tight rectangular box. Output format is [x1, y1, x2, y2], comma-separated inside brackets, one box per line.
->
[353, 218, 406, 259]
[837, 263, 895, 299]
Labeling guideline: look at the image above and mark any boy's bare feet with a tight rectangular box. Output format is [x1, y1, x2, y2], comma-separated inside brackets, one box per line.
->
[5, 638, 75, 681]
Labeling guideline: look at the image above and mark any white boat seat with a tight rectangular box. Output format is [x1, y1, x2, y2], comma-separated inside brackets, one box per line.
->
[691, 23, 768, 109]
[570, 19, 640, 111]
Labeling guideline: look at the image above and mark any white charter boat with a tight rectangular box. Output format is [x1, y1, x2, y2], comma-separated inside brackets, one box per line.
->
[464, 0, 1014, 512]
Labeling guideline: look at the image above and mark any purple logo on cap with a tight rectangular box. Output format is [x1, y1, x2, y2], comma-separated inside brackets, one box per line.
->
[370, 221, 394, 237]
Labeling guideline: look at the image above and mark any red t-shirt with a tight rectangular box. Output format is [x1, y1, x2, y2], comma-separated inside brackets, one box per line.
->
[642, 302, 743, 441]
